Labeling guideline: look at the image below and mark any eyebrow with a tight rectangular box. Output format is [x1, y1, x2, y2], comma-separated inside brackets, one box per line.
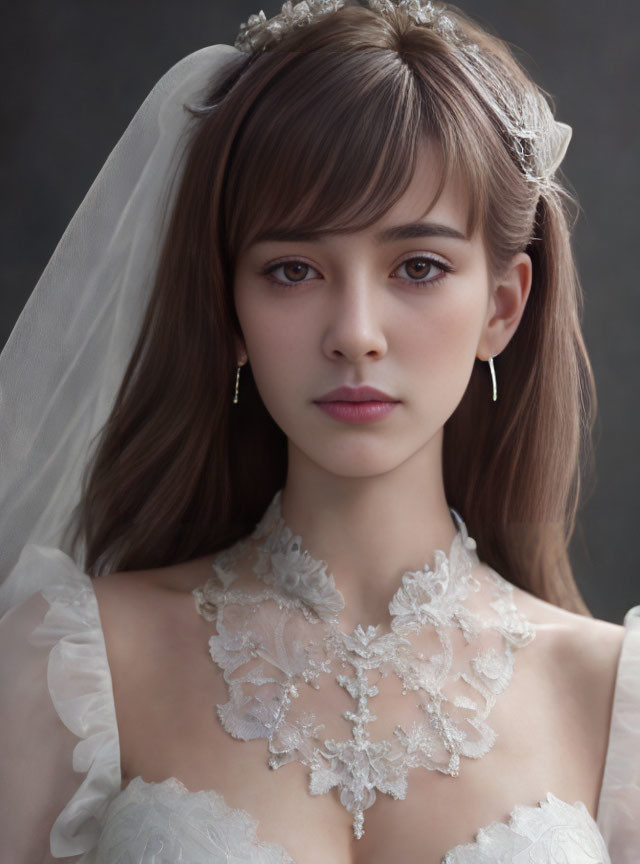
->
[250, 221, 468, 247]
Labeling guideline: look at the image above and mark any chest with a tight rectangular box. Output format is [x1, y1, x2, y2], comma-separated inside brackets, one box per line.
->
[110, 592, 604, 864]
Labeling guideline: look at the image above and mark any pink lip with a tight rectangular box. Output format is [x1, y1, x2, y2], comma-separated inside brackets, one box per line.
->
[316, 401, 398, 424]
[314, 385, 398, 403]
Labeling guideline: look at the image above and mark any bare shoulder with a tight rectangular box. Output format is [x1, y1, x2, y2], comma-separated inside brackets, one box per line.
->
[91, 555, 215, 665]
[515, 587, 625, 682]
[513, 586, 626, 751]
[93, 553, 214, 597]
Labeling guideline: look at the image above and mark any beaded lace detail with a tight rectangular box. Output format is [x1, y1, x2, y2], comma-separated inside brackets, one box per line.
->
[193, 490, 536, 839]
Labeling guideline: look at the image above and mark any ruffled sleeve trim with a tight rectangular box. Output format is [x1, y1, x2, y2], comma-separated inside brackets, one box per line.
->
[596, 605, 640, 860]
[23, 543, 122, 857]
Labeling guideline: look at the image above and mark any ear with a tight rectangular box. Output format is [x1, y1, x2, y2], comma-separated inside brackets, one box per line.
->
[476, 252, 532, 361]
[234, 336, 248, 366]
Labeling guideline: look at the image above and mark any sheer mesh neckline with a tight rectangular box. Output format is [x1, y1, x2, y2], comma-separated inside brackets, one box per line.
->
[248, 489, 475, 626]
[193, 489, 537, 839]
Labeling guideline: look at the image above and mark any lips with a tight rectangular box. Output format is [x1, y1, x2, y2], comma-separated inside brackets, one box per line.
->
[314, 385, 398, 403]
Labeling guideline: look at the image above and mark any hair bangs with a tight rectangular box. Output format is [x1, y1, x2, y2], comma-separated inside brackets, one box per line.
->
[223, 47, 480, 262]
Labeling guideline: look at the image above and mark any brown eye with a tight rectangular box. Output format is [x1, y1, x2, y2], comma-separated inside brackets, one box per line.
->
[396, 256, 452, 285]
[405, 259, 434, 279]
[262, 260, 319, 287]
[281, 262, 309, 282]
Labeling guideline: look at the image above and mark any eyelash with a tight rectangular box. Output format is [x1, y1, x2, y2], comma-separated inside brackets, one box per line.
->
[260, 255, 453, 289]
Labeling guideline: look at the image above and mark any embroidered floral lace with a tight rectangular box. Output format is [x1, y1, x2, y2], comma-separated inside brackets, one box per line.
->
[193, 490, 537, 839]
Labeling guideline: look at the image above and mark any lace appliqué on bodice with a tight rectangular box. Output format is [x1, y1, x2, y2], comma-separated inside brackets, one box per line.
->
[442, 793, 610, 863]
[193, 491, 536, 839]
[98, 777, 295, 864]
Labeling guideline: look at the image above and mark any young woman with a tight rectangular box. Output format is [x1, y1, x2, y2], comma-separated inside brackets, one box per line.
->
[0, 1, 638, 861]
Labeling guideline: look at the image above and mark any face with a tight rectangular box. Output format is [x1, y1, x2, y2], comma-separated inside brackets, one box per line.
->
[233, 142, 528, 481]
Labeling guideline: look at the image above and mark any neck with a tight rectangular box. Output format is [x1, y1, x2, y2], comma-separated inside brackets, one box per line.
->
[280, 430, 458, 631]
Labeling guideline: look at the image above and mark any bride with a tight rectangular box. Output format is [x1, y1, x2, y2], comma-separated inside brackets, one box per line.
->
[1, 1, 638, 861]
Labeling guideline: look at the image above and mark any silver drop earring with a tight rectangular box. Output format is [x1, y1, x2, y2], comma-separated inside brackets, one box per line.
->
[488, 355, 497, 402]
[233, 363, 243, 405]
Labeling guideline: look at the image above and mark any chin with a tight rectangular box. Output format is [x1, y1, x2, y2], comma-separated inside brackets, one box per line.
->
[303, 442, 409, 480]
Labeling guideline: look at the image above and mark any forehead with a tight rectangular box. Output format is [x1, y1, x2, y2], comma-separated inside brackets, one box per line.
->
[378, 142, 469, 237]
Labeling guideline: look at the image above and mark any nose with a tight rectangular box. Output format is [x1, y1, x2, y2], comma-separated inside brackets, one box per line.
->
[322, 272, 388, 363]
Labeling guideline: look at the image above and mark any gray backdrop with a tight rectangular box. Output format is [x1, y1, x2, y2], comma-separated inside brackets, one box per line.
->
[2, 1, 638, 623]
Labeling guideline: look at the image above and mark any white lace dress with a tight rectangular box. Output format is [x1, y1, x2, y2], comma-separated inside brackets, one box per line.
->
[1, 493, 639, 863]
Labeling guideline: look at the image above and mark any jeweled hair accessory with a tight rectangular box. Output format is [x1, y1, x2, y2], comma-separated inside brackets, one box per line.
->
[234, 0, 572, 185]
[235, 0, 456, 51]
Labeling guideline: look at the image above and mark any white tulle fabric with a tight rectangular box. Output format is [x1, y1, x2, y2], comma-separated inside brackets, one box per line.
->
[1, 540, 639, 862]
[0, 43, 246, 614]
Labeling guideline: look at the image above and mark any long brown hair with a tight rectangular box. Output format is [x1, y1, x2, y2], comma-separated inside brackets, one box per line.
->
[62, 2, 595, 614]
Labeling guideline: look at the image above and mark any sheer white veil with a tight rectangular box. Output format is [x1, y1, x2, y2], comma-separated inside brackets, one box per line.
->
[0, 44, 244, 614]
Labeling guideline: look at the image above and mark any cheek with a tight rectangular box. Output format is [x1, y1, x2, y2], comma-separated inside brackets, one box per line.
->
[399, 287, 486, 411]
[236, 299, 307, 412]
[403, 286, 485, 361]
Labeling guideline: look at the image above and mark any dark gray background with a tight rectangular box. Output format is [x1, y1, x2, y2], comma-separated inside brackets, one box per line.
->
[2, 1, 638, 623]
